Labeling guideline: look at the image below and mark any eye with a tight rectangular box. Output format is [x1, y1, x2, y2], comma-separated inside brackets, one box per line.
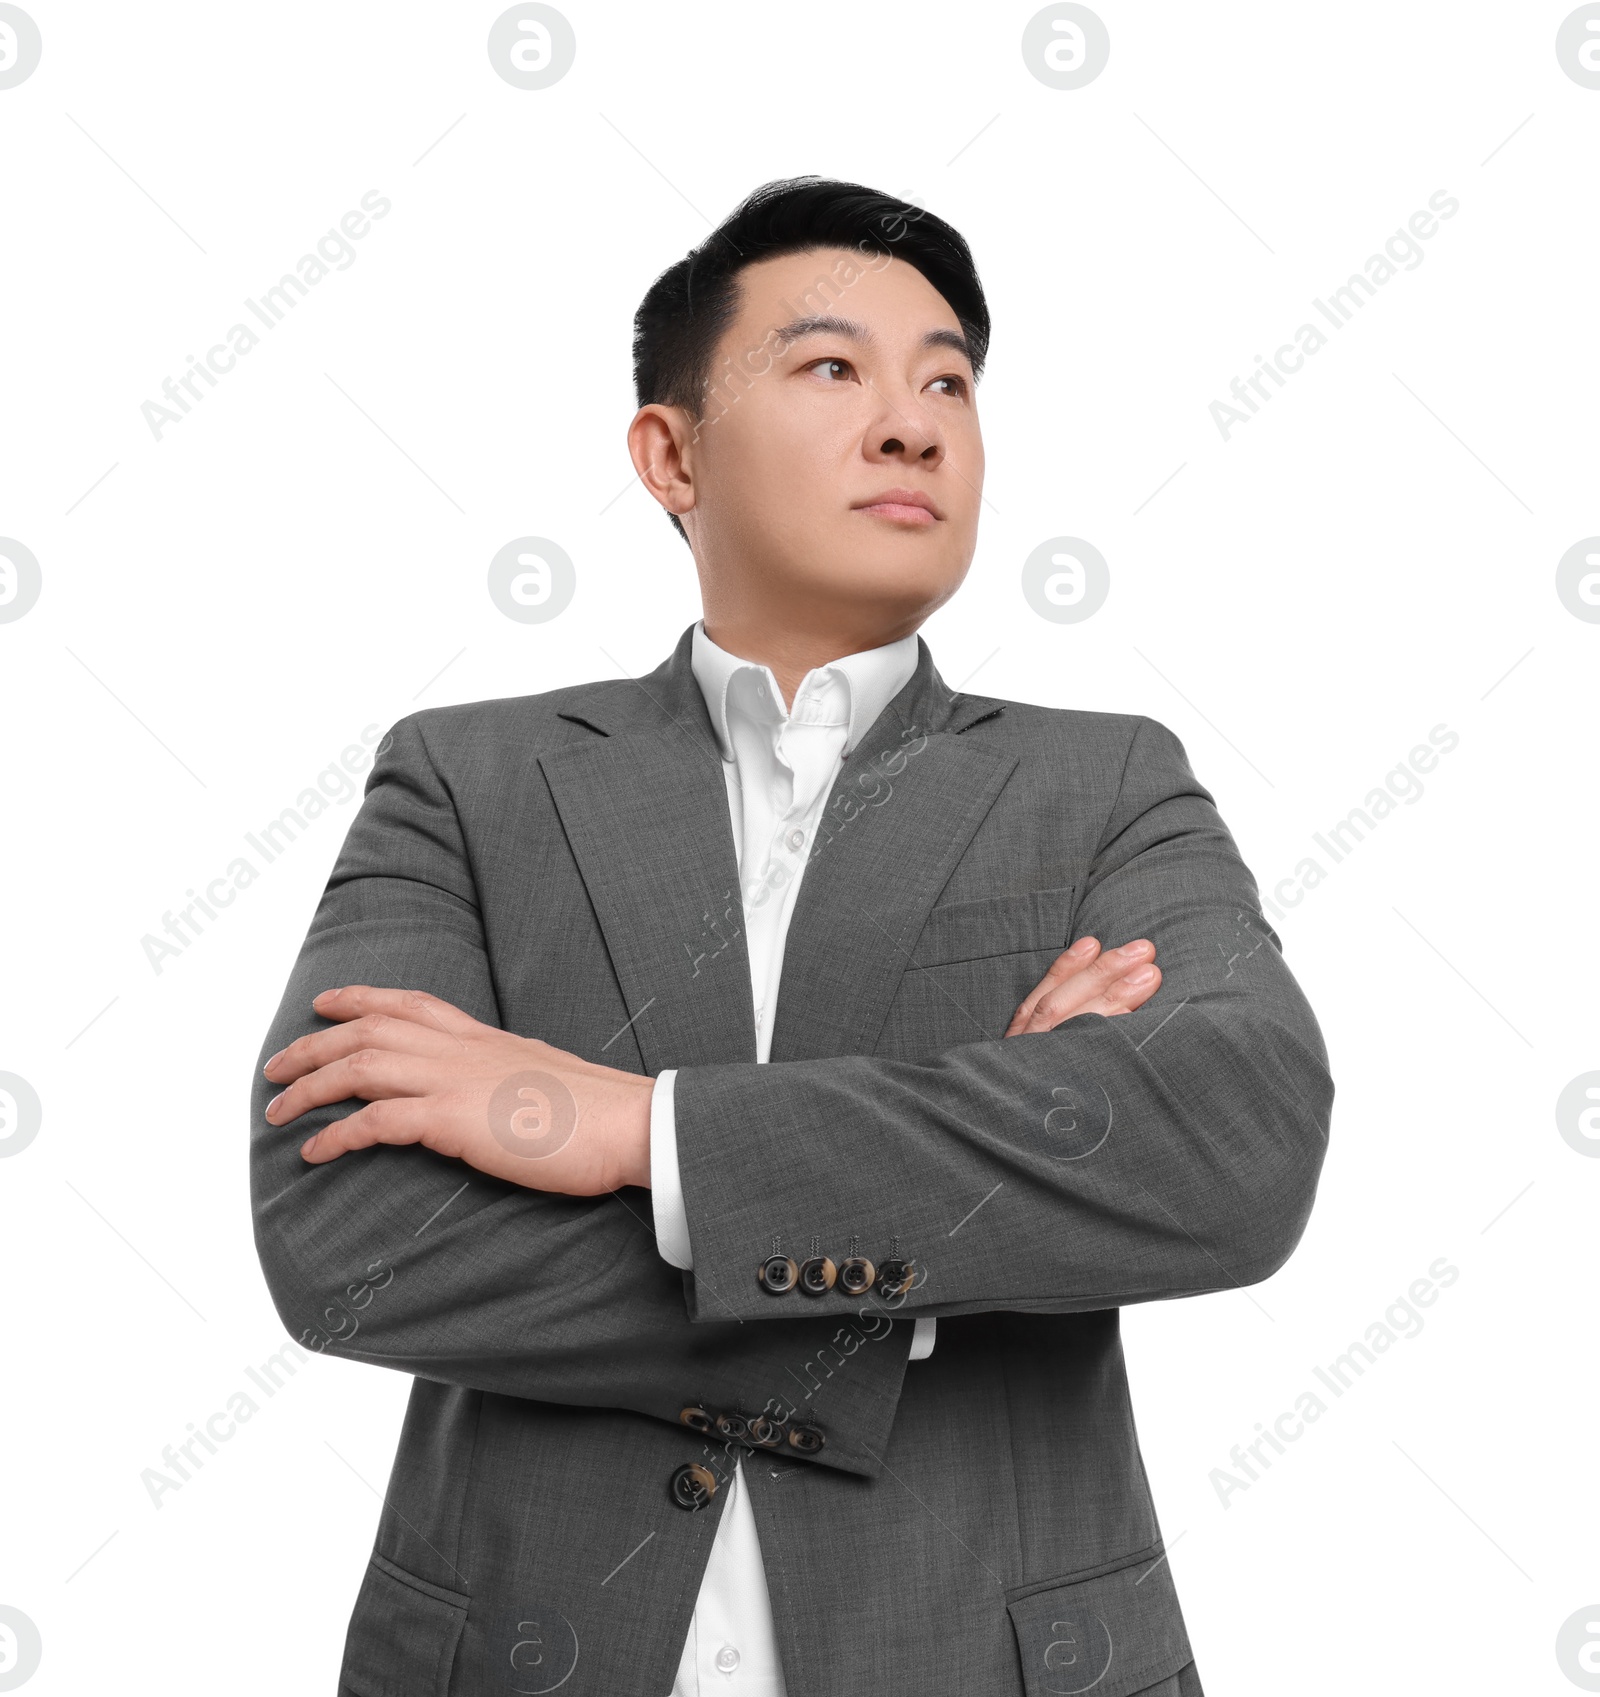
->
[926, 374, 968, 399]
[804, 356, 857, 383]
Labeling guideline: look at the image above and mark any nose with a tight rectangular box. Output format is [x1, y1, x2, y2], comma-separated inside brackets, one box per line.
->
[864, 383, 943, 468]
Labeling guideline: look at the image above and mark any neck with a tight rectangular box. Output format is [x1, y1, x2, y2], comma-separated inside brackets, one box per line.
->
[699, 612, 920, 709]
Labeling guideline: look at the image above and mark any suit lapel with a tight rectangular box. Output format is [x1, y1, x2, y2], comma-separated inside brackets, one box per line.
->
[538, 629, 757, 1073]
[769, 647, 1017, 1061]
[539, 627, 1015, 1074]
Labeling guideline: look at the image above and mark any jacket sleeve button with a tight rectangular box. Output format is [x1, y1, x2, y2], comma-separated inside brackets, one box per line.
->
[747, 1414, 783, 1447]
[797, 1256, 837, 1296]
[838, 1256, 875, 1295]
[877, 1257, 914, 1298]
[786, 1424, 826, 1454]
[714, 1411, 750, 1441]
[679, 1406, 714, 1432]
[669, 1463, 718, 1511]
[757, 1254, 799, 1294]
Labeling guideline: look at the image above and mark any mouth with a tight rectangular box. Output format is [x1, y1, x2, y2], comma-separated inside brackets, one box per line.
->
[852, 488, 943, 526]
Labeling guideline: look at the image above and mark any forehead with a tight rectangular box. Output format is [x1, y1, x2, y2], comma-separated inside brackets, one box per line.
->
[725, 247, 964, 341]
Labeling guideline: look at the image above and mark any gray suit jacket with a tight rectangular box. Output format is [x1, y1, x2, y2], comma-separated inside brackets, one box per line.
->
[250, 624, 1332, 1696]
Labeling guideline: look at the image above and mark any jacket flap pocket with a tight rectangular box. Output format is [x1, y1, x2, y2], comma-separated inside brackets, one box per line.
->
[909, 884, 1076, 969]
[1007, 1546, 1191, 1697]
[341, 1552, 468, 1697]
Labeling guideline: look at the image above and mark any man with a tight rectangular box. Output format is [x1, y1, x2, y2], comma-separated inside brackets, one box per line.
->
[251, 177, 1332, 1696]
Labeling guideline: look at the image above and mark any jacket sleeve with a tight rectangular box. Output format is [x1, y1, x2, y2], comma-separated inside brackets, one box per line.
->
[652, 1066, 941, 1357]
[669, 714, 1334, 1325]
[248, 714, 910, 1479]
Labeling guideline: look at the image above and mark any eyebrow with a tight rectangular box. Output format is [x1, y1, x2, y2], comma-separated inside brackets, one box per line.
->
[774, 314, 973, 365]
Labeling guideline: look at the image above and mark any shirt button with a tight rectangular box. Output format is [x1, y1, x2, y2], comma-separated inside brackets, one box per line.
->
[715, 1644, 741, 1674]
[786, 828, 805, 851]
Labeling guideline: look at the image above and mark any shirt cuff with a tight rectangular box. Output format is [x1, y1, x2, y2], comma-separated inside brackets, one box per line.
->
[910, 1317, 937, 1360]
[649, 1069, 693, 1269]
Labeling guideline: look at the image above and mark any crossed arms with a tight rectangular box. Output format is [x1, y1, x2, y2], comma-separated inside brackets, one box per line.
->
[249, 713, 1332, 1478]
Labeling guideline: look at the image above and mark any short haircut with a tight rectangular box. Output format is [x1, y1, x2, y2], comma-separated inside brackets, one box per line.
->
[632, 176, 990, 541]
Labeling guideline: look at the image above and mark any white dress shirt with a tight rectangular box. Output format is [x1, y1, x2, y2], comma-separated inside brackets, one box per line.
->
[652, 620, 934, 1696]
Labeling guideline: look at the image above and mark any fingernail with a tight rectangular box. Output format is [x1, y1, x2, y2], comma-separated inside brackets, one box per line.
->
[301, 1134, 319, 1159]
[314, 988, 344, 1003]
[1118, 940, 1153, 958]
[1124, 964, 1156, 987]
[1070, 937, 1098, 955]
[266, 1092, 284, 1118]
[263, 1051, 284, 1075]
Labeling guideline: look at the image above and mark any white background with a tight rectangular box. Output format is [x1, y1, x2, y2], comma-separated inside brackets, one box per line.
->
[2, 2, 1596, 1691]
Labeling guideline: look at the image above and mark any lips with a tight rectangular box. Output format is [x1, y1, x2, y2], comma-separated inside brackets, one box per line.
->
[853, 487, 943, 524]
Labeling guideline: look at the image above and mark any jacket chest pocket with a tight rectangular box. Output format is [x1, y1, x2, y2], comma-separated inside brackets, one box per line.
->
[907, 884, 1077, 970]
[877, 885, 1078, 1052]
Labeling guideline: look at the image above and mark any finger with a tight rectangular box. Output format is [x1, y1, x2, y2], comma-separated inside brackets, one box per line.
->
[1029, 962, 1162, 1032]
[1088, 962, 1162, 1019]
[264, 1013, 461, 1084]
[264, 1050, 439, 1126]
[300, 1096, 442, 1164]
[1009, 938, 1155, 1036]
[310, 985, 484, 1042]
[1004, 938, 1102, 1036]
[1027, 957, 1159, 1029]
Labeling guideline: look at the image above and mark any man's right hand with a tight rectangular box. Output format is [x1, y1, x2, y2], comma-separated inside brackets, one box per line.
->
[1004, 937, 1160, 1037]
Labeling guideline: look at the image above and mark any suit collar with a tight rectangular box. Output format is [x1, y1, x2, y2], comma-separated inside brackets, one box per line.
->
[688, 619, 921, 761]
[555, 622, 1006, 747]
[539, 624, 1014, 1073]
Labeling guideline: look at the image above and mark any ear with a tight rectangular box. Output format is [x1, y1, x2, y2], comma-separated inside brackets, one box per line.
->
[627, 404, 698, 521]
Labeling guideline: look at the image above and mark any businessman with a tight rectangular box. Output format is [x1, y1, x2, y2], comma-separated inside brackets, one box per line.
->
[252, 177, 1332, 1696]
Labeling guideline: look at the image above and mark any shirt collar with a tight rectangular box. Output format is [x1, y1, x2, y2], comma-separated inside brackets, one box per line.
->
[690, 619, 920, 762]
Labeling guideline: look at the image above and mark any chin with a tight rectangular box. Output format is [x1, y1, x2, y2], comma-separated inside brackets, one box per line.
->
[820, 550, 967, 613]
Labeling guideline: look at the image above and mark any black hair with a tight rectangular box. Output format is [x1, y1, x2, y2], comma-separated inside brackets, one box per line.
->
[631, 176, 989, 541]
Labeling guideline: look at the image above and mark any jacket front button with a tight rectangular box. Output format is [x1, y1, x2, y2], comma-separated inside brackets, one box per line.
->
[797, 1256, 837, 1296]
[669, 1463, 718, 1511]
[757, 1254, 799, 1294]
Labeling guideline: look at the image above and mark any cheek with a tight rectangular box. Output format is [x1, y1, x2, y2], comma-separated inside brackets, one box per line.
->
[692, 428, 772, 528]
[949, 420, 985, 481]
[709, 403, 834, 500]
[745, 417, 861, 527]
[946, 436, 985, 528]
